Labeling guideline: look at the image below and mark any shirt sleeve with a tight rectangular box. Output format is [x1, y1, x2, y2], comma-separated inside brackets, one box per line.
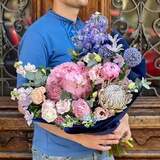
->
[111, 30, 147, 81]
[17, 30, 48, 87]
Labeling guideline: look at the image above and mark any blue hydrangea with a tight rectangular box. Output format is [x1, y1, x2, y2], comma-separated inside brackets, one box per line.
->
[123, 47, 142, 67]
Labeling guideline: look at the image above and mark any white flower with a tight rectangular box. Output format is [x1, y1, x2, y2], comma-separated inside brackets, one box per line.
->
[16, 65, 26, 77]
[24, 63, 37, 72]
[95, 11, 101, 15]
[56, 99, 71, 115]
[42, 100, 57, 123]
[107, 34, 124, 53]
[11, 88, 19, 100]
[83, 52, 92, 63]
[14, 61, 23, 68]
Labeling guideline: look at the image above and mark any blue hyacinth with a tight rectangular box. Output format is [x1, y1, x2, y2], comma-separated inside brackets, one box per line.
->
[72, 12, 109, 57]
[123, 47, 142, 67]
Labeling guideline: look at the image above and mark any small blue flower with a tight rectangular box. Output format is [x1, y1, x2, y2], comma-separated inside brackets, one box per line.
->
[123, 47, 142, 67]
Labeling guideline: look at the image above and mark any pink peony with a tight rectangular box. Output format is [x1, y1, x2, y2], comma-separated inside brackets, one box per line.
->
[101, 62, 120, 81]
[46, 82, 62, 102]
[54, 116, 65, 126]
[61, 73, 92, 98]
[94, 107, 110, 121]
[56, 99, 71, 114]
[72, 99, 91, 119]
[88, 64, 104, 84]
[47, 62, 92, 99]
[41, 100, 57, 123]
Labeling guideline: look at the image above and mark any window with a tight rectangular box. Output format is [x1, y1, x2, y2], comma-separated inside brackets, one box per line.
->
[0, 0, 32, 96]
[111, 0, 160, 96]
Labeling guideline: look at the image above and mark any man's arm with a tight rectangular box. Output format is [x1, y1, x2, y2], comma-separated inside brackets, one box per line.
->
[39, 123, 121, 151]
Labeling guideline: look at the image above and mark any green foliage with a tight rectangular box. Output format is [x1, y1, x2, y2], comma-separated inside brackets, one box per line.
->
[109, 138, 134, 157]
[82, 119, 95, 128]
[135, 78, 151, 90]
[62, 115, 79, 128]
[29, 105, 41, 118]
[23, 68, 50, 87]
[69, 49, 79, 62]
[60, 91, 72, 100]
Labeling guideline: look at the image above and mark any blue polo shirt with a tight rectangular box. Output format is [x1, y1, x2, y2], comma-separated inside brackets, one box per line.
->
[17, 10, 146, 157]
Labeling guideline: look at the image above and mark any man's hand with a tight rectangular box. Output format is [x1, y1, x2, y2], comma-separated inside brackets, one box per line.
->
[73, 133, 120, 151]
[114, 114, 131, 141]
[39, 123, 120, 151]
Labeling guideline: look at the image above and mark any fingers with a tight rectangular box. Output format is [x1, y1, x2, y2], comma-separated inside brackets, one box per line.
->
[96, 145, 111, 151]
[99, 134, 121, 140]
[123, 129, 132, 141]
[99, 139, 119, 145]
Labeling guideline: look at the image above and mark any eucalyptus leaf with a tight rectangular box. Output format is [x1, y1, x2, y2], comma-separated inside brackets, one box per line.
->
[35, 71, 43, 80]
[25, 72, 35, 81]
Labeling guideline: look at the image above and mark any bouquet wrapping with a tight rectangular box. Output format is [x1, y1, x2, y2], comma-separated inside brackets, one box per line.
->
[11, 12, 150, 135]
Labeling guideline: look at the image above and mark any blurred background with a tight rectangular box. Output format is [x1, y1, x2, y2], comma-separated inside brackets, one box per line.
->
[0, 0, 160, 159]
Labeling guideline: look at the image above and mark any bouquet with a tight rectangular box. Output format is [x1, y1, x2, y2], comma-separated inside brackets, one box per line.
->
[11, 12, 150, 155]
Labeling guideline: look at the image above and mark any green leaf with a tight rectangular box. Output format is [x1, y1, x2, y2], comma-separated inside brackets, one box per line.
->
[141, 78, 151, 89]
[61, 91, 72, 100]
[82, 120, 95, 128]
[35, 71, 43, 80]
[28, 105, 41, 118]
[87, 60, 97, 67]
[87, 99, 94, 108]
[69, 49, 79, 61]
[119, 72, 126, 80]
[62, 115, 78, 128]
[25, 72, 35, 81]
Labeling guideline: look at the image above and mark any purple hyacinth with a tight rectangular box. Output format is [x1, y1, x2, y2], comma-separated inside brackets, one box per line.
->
[123, 47, 142, 67]
[86, 12, 108, 33]
[72, 12, 109, 56]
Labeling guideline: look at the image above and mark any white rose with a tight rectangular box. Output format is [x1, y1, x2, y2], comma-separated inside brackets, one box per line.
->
[42, 100, 57, 123]
[56, 99, 71, 115]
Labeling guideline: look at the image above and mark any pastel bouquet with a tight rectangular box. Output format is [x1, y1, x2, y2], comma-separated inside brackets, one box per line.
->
[11, 13, 150, 135]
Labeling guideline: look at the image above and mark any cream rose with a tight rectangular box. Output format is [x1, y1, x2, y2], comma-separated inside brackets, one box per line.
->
[31, 86, 46, 105]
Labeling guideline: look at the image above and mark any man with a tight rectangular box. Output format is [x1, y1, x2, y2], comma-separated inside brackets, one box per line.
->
[17, 0, 145, 159]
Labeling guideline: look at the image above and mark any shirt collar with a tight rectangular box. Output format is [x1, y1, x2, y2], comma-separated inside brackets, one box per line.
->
[48, 10, 81, 24]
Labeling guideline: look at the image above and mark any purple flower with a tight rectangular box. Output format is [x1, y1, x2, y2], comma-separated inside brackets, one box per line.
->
[123, 47, 142, 67]
[24, 110, 34, 126]
[113, 54, 125, 68]
[14, 87, 33, 109]
[72, 12, 109, 56]
[98, 45, 113, 58]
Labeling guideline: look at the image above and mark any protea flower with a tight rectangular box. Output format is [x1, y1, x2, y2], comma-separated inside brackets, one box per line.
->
[98, 84, 132, 113]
